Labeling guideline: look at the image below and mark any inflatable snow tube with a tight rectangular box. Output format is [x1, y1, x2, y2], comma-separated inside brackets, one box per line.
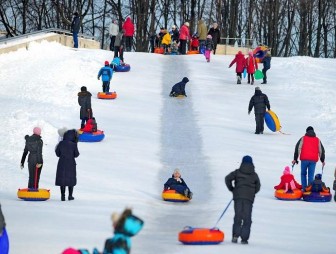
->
[302, 191, 332, 202]
[253, 46, 268, 59]
[0, 228, 9, 254]
[115, 64, 131, 72]
[265, 110, 281, 132]
[187, 50, 199, 55]
[77, 130, 105, 142]
[275, 189, 302, 200]
[162, 190, 190, 202]
[97, 92, 117, 99]
[178, 227, 224, 245]
[154, 47, 164, 54]
[17, 188, 50, 201]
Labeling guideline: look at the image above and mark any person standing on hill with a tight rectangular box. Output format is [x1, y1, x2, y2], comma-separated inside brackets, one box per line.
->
[122, 17, 135, 51]
[225, 155, 261, 244]
[55, 129, 80, 201]
[114, 30, 125, 62]
[109, 19, 119, 51]
[20, 127, 43, 189]
[292, 126, 325, 191]
[78, 86, 92, 129]
[248, 86, 271, 134]
[261, 51, 271, 84]
[71, 12, 80, 48]
[197, 19, 207, 51]
[245, 52, 258, 85]
[170, 25, 179, 43]
[208, 23, 220, 54]
[179, 22, 190, 55]
[229, 51, 245, 84]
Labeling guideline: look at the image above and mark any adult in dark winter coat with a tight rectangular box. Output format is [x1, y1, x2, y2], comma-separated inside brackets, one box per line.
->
[55, 129, 80, 201]
[78, 86, 92, 129]
[248, 86, 271, 134]
[20, 127, 43, 188]
[71, 12, 80, 48]
[169, 77, 189, 97]
[208, 23, 220, 54]
[164, 169, 193, 199]
[292, 126, 325, 190]
[114, 30, 125, 62]
[261, 51, 271, 84]
[225, 155, 261, 244]
[170, 25, 179, 43]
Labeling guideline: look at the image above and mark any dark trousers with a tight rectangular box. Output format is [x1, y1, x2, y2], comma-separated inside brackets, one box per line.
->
[179, 40, 187, 55]
[28, 164, 42, 189]
[248, 74, 254, 83]
[262, 68, 269, 83]
[109, 36, 116, 51]
[73, 32, 78, 48]
[150, 41, 155, 53]
[114, 46, 124, 61]
[170, 184, 189, 196]
[102, 81, 110, 93]
[60, 186, 74, 197]
[81, 117, 88, 128]
[213, 42, 218, 54]
[125, 36, 133, 51]
[233, 199, 253, 241]
[255, 113, 265, 133]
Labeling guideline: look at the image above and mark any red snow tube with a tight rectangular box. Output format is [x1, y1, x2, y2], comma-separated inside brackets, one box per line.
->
[178, 227, 224, 245]
[274, 189, 302, 200]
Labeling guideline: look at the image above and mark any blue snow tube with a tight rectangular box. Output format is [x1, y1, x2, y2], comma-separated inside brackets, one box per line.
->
[78, 130, 105, 142]
[254, 49, 266, 59]
[115, 64, 131, 72]
[264, 110, 281, 132]
[0, 228, 9, 254]
[302, 192, 332, 202]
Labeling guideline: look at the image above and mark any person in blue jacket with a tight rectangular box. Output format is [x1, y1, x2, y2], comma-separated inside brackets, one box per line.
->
[164, 168, 193, 199]
[261, 51, 271, 84]
[169, 77, 189, 97]
[98, 61, 113, 93]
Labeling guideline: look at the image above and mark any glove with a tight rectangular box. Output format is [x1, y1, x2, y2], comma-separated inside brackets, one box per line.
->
[292, 160, 298, 165]
[20, 164, 24, 170]
[97, 77, 100, 80]
[36, 163, 43, 168]
[322, 161, 326, 166]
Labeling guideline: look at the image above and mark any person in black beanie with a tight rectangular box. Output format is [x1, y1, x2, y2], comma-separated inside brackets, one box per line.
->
[169, 77, 189, 97]
[248, 86, 271, 134]
[225, 155, 261, 244]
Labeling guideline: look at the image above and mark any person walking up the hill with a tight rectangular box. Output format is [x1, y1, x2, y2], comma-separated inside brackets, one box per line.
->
[225, 155, 261, 244]
[208, 23, 220, 54]
[122, 17, 135, 51]
[55, 129, 80, 201]
[114, 30, 125, 62]
[292, 126, 325, 191]
[245, 52, 258, 85]
[20, 127, 43, 189]
[248, 86, 271, 134]
[78, 86, 92, 129]
[204, 35, 214, 62]
[109, 19, 119, 51]
[71, 12, 80, 48]
[98, 61, 113, 93]
[169, 77, 189, 97]
[229, 51, 245, 84]
[261, 51, 271, 84]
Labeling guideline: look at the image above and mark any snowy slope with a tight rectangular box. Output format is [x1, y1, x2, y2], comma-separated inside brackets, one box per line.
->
[0, 41, 335, 254]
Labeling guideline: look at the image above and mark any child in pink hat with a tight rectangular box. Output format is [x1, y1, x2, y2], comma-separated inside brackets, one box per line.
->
[274, 166, 302, 192]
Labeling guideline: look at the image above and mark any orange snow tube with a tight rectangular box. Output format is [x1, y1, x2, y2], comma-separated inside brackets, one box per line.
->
[178, 227, 224, 245]
[187, 50, 199, 55]
[154, 47, 164, 54]
[274, 189, 302, 200]
[97, 92, 117, 99]
[162, 189, 190, 202]
[17, 188, 50, 201]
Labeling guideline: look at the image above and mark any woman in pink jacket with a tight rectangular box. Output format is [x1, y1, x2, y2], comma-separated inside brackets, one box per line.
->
[229, 51, 246, 84]
[179, 22, 190, 55]
[122, 17, 135, 51]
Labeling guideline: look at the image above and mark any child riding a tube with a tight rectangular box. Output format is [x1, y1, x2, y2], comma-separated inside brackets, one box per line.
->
[305, 174, 330, 193]
[164, 168, 193, 199]
[274, 166, 302, 192]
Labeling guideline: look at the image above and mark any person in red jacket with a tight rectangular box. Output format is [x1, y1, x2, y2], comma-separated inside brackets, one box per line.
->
[122, 17, 135, 52]
[80, 118, 97, 133]
[190, 34, 199, 51]
[292, 126, 325, 191]
[245, 52, 258, 85]
[229, 51, 246, 84]
[274, 166, 302, 192]
[179, 22, 191, 55]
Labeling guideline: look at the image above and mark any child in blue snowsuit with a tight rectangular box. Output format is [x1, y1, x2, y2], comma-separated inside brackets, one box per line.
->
[97, 61, 113, 93]
[164, 168, 193, 199]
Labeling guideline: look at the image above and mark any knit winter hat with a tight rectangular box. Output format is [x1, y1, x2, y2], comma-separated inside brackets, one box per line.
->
[255, 86, 261, 91]
[182, 77, 189, 83]
[248, 51, 253, 56]
[283, 166, 291, 175]
[242, 155, 253, 164]
[111, 212, 120, 224]
[104, 60, 109, 66]
[62, 248, 80, 254]
[185, 22, 190, 27]
[172, 25, 176, 29]
[33, 127, 41, 135]
[306, 126, 314, 132]
[173, 168, 180, 175]
[81, 86, 87, 92]
[315, 174, 322, 180]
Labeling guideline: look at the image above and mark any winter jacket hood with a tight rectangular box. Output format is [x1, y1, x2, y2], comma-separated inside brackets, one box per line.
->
[63, 129, 77, 142]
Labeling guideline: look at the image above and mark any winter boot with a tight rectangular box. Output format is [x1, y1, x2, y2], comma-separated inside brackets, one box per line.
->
[237, 76, 241, 84]
[68, 186, 75, 201]
[241, 240, 248, 244]
[232, 236, 238, 243]
[60, 186, 66, 201]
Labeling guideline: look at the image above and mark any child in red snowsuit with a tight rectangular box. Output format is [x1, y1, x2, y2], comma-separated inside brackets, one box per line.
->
[245, 52, 258, 85]
[81, 118, 97, 133]
[274, 166, 302, 192]
[229, 51, 246, 84]
[190, 35, 199, 51]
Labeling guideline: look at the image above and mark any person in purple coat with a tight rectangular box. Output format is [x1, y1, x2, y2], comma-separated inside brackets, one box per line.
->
[55, 129, 80, 201]
[164, 169, 193, 199]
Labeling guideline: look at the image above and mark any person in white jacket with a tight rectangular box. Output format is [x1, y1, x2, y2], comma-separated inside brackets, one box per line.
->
[109, 20, 119, 51]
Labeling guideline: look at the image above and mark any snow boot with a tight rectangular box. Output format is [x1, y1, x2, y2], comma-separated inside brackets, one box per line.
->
[68, 186, 75, 201]
[60, 186, 66, 201]
[241, 240, 248, 244]
[232, 236, 238, 243]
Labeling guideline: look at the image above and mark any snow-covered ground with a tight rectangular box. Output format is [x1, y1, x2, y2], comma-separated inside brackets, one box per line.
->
[0, 41, 335, 254]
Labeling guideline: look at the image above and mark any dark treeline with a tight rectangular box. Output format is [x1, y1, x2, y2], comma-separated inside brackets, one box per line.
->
[0, 0, 335, 57]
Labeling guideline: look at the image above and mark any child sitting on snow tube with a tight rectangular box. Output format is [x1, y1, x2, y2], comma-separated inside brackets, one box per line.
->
[274, 166, 302, 192]
[305, 174, 330, 193]
[333, 168, 336, 202]
[164, 168, 193, 199]
[80, 118, 97, 133]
